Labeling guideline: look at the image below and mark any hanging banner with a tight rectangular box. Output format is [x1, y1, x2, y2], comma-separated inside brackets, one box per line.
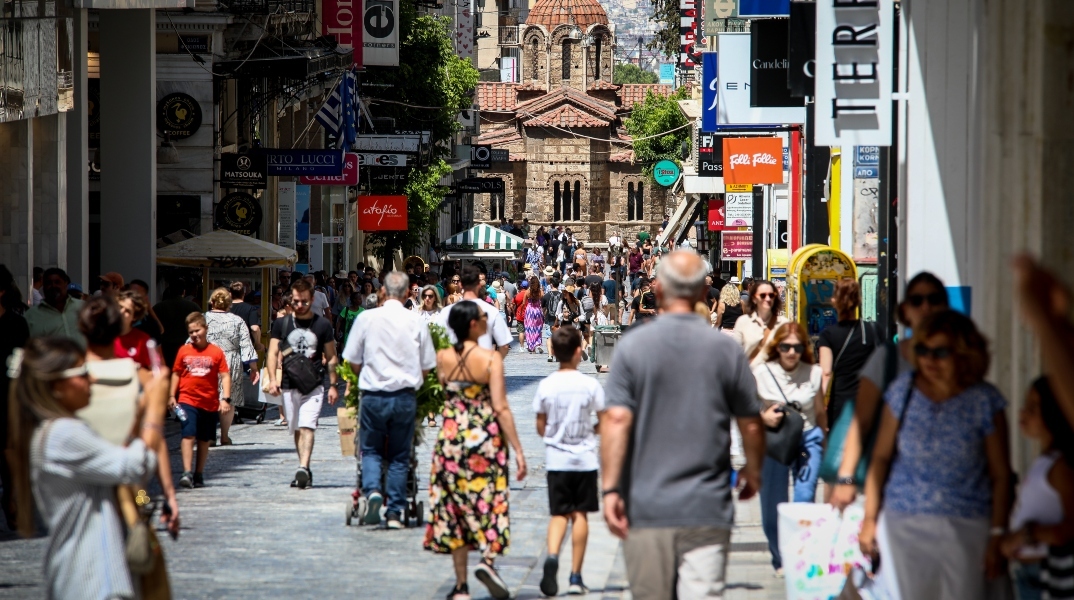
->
[323, 0, 363, 66]
[707, 199, 726, 231]
[455, 0, 473, 63]
[788, 1, 815, 97]
[725, 192, 753, 226]
[701, 52, 718, 132]
[358, 195, 409, 231]
[363, 0, 399, 67]
[723, 137, 783, 184]
[815, 0, 893, 146]
[157, 93, 202, 139]
[750, 18, 802, 109]
[262, 149, 346, 176]
[717, 33, 806, 125]
[299, 152, 360, 185]
[680, 0, 700, 69]
[721, 231, 753, 260]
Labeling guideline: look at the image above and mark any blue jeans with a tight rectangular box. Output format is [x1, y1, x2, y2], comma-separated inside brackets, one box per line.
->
[760, 426, 825, 570]
[1012, 562, 1042, 600]
[359, 389, 417, 515]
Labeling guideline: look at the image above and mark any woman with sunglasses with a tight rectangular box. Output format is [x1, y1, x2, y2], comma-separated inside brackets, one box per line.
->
[733, 280, 789, 365]
[753, 322, 826, 576]
[9, 336, 170, 599]
[445, 276, 464, 306]
[859, 310, 1013, 599]
[830, 272, 949, 509]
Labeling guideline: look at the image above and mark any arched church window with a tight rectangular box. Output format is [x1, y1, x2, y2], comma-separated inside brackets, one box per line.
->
[530, 38, 540, 80]
[553, 181, 561, 221]
[562, 41, 571, 81]
[571, 180, 581, 220]
[594, 38, 602, 80]
[627, 182, 635, 221]
[490, 193, 505, 220]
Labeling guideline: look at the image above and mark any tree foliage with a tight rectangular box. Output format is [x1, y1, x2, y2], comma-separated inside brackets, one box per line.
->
[646, 0, 680, 62]
[623, 87, 691, 182]
[359, 4, 479, 263]
[613, 63, 659, 85]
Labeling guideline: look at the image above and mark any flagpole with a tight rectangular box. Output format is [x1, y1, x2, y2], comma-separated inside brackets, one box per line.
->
[292, 71, 346, 148]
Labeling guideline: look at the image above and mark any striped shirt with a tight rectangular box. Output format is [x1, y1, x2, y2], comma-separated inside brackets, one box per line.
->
[31, 418, 156, 600]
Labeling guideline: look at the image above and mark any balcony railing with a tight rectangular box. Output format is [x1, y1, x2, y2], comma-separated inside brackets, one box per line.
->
[223, 0, 313, 15]
[498, 26, 518, 46]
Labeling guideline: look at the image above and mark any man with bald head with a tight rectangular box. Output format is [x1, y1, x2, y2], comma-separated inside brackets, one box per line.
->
[600, 251, 766, 599]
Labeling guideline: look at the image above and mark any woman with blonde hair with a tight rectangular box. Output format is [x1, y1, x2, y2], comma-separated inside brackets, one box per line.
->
[9, 337, 169, 599]
[714, 283, 744, 333]
[205, 287, 258, 444]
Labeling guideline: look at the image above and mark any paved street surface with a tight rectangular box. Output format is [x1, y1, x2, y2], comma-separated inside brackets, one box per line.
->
[0, 342, 783, 599]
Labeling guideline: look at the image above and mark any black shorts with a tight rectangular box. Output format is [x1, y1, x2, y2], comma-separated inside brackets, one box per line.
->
[178, 403, 218, 442]
[547, 470, 599, 515]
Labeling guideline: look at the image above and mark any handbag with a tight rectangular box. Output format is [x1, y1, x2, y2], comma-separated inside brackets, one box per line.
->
[279, 316, 323, 395]
[763, 364, 807, 465]
[819, 337, 897, 484]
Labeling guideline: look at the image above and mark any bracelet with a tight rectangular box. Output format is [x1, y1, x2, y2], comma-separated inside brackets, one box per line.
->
[989, 526, 1007, 537]
[142, 423, 165, 433]
[601, 488, 621, 498]
[836, 476, 857, 486]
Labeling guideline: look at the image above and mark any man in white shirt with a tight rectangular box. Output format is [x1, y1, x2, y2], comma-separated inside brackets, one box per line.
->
[304, 275, 333, 322]
[342, 271, 436, 529]
[437, 266, 513, 357]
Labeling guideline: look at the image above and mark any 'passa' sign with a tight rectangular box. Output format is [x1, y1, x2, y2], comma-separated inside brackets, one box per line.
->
[262, 150, 346, 176]
[358, 195, 408, 231]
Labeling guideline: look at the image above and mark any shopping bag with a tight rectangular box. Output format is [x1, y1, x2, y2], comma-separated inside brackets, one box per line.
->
[258, 369, 283, 406]
[338, 406, 358, 457]
[777, 503, 873, 600]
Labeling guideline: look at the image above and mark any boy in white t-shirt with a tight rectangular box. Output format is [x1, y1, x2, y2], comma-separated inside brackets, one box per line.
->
[533, 326, 606, 597]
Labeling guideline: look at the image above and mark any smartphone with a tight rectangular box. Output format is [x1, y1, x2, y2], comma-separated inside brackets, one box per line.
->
[161, 500, 179, 541]
[146, 339, 164, 377]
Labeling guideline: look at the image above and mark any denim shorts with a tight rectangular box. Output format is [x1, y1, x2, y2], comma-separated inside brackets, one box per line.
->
[178, 403, 218, 442]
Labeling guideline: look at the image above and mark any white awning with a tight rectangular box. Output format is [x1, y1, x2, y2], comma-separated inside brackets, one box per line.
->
[156, 229, 297, 268]
[684, 176, 725, 194]
[441, 251, 517, 260]
[443, 224, 526, 251]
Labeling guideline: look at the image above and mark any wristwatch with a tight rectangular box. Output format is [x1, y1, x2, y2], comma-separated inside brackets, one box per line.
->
[222, 397, 232, 403]
[836, 476, 857, 486]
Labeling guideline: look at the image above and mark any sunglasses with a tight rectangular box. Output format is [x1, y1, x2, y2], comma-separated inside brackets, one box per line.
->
[913, 343, 952, 360]
[778, 343, 804, 354]
[423, 293, 436, 299]
[292, 299, 311, 306]
[907, 292, 945, 307]
[47, 364, 89, 380]
[451, 278, 461, 283]
[757, 293, 776, 300]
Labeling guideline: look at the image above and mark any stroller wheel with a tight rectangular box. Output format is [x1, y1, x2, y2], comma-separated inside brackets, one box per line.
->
[256, 413, 265, 424]
[345, 502, 353, 526]
[355, 497, 368, 526]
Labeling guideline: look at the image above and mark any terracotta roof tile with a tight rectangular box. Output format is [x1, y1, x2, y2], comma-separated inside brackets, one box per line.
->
[515, 86, 617, 120]
[526, 0, 608, 31]
[523, 104, 610, 127]
[588, 79, 619, 91]
[609, 150, 635, 162]
[476, 82, 521, 112]
[619, 84, 673, 110]
[475, 127, 524, 145]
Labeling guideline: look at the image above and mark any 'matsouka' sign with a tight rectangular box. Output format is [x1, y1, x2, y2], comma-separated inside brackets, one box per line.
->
[324, 0, 363, 66]
[722, 137, 783, 184]
[358, 195, 408, 231]
[814, 0, 893, 146]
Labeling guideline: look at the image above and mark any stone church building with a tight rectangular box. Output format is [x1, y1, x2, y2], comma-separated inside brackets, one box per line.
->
[473, 0, 673, 243]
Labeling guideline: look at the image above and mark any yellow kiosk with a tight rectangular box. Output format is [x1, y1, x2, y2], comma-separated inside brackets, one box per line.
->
[786, 245, 858, 341]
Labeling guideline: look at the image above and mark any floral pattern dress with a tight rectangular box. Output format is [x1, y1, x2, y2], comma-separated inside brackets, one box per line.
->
[204, 311, 257, 407]
[424, 379, 510, 558]
[523, 297, 544, 351]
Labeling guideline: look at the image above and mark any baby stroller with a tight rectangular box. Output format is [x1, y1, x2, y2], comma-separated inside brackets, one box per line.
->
[345, 432, 424, 528]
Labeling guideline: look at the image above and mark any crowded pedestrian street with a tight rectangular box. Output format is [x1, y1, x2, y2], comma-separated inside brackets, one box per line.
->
[0, 346, 783, 600]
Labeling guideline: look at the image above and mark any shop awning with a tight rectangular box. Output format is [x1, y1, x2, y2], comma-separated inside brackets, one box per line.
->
[442, 224, 525, 251]
[441, 251, 517, 260]
[156, 229, 298, 268]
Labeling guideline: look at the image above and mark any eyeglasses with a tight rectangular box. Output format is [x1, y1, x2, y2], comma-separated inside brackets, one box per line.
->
[292, 299, 311, 306]
[757, 293, 776, 300]
[907, 292, 945, 307]
[423, 294, 436, 299]
[451, 278, 461, 283]
[913, 343, 952, 360]
[778, 343, 804, 354]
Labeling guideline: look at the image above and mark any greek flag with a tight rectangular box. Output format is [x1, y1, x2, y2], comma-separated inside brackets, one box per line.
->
[315, 69, 358, 149]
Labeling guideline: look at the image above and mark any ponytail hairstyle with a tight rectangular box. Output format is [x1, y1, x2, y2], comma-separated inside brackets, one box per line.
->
[447, 300, 482, 353]
[1034, 376, 1074, 468]
[8, 337, 86, 537]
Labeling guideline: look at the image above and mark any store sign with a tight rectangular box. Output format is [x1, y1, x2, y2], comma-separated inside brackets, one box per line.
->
[358, 194, 408, 231]
[220, 153, 267, 189]
[736, 0, 788, 17]
[725, 192, 753, 226]
[721, 231, 753, 260]
[369, 169, 408, 182]
[457, 177, 505, 194]
[788, 2, 815, 97]
[697, 132, 724, 177]
[717, 33, 806, 125]
[701, 52, 718, 132]
[323, 0, 363, 66]
[680, 0, 700, 69]
[815, 0, 893, 146]
[157, 92, 202, 139]
[179, 35, 210, 54]
[470, 144, 491, 169]
[750, 18, 803, 108]
[262, 149, 345, 176]
[216, 192, 263, 236]
[654, 160, 681, 187]
[300, 152, 360, 185]
[660, 63, 676, 85]
[491, 148, 509, 162]
[356, 153, 408, 167]
[707, 198, 726, 231]
[722, 137, 783, 184]
[363, 0, 399, 67]
[352, 135, 422, 153]
[278, 182, 296, 249]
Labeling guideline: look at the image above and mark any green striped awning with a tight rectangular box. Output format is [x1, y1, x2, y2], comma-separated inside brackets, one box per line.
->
[443, 224, 526, 251]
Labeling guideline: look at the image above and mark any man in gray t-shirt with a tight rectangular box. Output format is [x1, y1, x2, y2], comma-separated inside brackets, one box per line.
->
[601, 251, 765, 599]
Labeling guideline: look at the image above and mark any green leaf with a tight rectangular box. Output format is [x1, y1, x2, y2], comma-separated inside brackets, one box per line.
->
[623, 86, 691, 184]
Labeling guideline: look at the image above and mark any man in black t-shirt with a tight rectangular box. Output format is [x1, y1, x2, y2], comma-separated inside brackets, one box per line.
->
[266, 280, 339, 489]
[584, 264, 604, 289]
[628, 279, 657, 326]
[229, 281, 263, 353]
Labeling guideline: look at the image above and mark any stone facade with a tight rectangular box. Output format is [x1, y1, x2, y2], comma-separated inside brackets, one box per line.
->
[474, 0, 673, 243]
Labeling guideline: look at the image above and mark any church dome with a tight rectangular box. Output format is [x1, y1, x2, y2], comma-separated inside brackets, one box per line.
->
[526, 0, 609, 32]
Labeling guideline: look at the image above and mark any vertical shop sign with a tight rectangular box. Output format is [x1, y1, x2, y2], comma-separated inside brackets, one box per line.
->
[455, 0, 473, 63]
[815, 0, 893, 145]
[680, 0, 700, 69]
[721, 231, 753, 260]
[708, 198, 726, 231]
[701, 52, 719, 132]
[788, 1, 815, 97]
[323, 0, 363, 66]
[278, 182, 296, 250]
[363, 0, 399, 66]
[749, 19, 803, 108]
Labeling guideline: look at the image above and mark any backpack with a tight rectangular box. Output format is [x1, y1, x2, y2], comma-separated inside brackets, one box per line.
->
[543, 290, 562, 322]
[581, 293, 595, 323]
[279, 316, 323, 394]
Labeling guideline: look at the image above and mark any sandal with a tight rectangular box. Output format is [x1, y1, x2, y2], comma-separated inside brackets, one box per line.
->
[220, 437, 233, 446]
[273, 418, 288, 427]
[447, 582, 470, 600]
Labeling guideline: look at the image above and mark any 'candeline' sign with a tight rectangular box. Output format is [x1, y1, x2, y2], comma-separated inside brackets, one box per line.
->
[815, 0, 893, 146]
[261, 149, 346, 176]
[358, 195, 408, 231]
[750, 19, 803, 109]
[323, 0, 363, 66]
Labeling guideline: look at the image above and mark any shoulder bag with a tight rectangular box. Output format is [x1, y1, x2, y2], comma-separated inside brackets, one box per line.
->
[279, 315, 323, 395]
[762, 364, 807, 466]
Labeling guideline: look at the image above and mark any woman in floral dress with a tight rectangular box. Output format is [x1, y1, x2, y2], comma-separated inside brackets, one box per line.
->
[424, 300, 527, 600]
[204, 288, 258, 444]
[523, 276, 545, 353]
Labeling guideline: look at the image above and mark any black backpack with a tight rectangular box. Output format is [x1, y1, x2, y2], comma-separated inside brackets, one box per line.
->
[279, 316, 323, 394]
[543, 290, 562, 322]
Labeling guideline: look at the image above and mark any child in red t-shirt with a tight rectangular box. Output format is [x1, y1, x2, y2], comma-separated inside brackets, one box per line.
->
[169, 312, 231, 489]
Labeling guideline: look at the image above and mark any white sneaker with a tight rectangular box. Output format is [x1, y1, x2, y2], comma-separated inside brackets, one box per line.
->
[475, 561, 510, 600]
[364, 492, 383, 525]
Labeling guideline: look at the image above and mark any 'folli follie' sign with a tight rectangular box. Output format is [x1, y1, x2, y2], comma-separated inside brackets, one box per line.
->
[722, 137, 783, 184]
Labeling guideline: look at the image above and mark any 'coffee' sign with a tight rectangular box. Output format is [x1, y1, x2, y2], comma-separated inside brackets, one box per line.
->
[814, 0, 893, 146]
[722, 137, 783, 184]
[358, 195, 408, 231]
[323, 0, 363, 66]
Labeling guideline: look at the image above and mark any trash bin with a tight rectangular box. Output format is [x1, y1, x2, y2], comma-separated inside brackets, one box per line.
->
[592, 325, 621, 368]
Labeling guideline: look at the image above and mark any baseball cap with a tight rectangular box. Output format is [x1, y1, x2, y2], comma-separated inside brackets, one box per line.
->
[520, 280, 529, 289]
[335, 270, 348, 279]
[99, 272, 124, 288]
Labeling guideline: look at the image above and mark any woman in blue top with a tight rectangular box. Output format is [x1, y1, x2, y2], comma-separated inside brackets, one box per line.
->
[859, 310, 1013, 599]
